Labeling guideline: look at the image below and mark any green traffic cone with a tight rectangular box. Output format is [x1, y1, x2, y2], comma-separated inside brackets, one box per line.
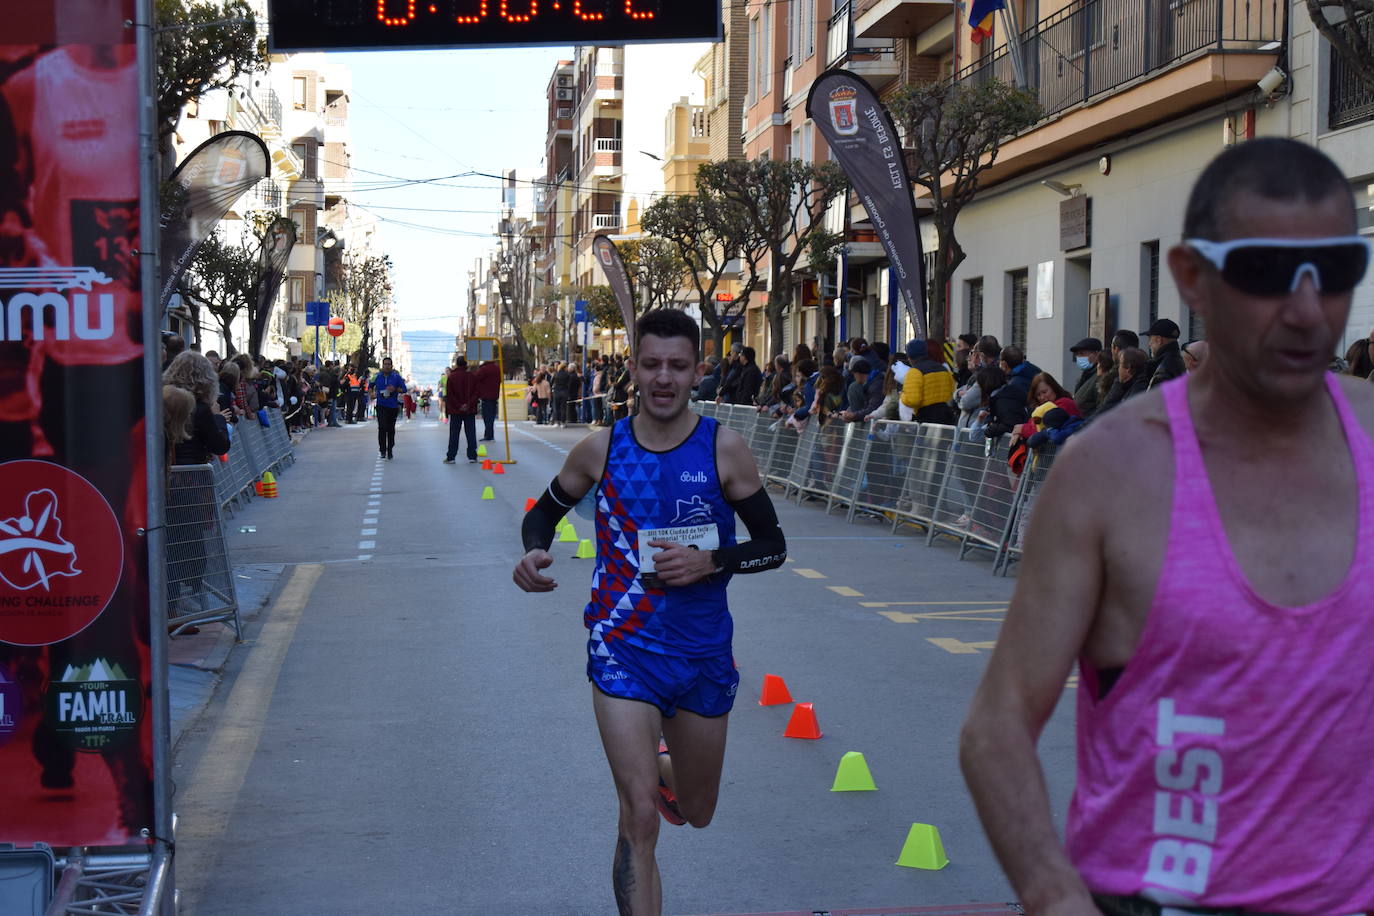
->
[574, 538, 595, 559]
[558, 523, 578, 542]
[481, 486, 495, 500]
[830, 751, 877, 791]
[896, 823, 949, 870]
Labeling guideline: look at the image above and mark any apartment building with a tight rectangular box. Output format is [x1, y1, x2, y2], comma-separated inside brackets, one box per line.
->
[570, 46, 627, 289]
[171, 40, 366, 361]
[695, 2, 750, 164]
[823, 0, 1372, 383]
[740, 0, 839, 356]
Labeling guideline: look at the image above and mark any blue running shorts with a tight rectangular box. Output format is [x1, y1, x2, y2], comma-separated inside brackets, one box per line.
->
[587, 639, 739, 718]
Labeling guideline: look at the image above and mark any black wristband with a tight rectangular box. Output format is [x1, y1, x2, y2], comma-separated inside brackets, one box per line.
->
[521, 477, 579, 553]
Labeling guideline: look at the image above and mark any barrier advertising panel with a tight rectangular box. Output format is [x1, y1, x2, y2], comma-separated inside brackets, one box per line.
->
[0, 0, 155, 846]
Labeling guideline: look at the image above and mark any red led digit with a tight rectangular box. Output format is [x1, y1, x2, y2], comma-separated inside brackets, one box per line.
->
[572, 0, 604, 20]
[376, 0, 417, 24]
[624, 0, 653, 19]
[500, 0, 537, 21]
[454, 0, 488, 22]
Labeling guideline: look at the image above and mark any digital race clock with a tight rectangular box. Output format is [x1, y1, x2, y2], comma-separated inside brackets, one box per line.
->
[268, 0, 722, 51]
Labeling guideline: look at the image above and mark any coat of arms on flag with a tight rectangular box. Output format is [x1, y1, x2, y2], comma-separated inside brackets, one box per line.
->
[828, 85, 859, 137]
[968, 0, 1005, 43]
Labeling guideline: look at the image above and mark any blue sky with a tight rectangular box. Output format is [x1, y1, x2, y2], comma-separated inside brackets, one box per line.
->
[329, 47, 574, 348]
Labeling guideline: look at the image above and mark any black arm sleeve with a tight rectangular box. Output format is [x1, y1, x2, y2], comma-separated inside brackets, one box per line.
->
[712, 487, 786, 574]
[521, 477, 580, 553]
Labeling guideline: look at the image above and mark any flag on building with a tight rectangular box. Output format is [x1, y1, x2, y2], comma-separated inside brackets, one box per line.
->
[968, 0, 1005, 43]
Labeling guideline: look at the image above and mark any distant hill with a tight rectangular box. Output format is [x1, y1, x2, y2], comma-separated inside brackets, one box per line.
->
[402, 329, 458, 389]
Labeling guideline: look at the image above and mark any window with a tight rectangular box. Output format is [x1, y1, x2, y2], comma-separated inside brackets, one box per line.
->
[1009, 268, 1029, 351]
[967, 277, 984, 336]
[292, 76, 308, 109]
[760, 4, 771, 96]
[804, 0, 815, 59]
[288, 276, 307, 310]
[747, 16, 758, 104]
[1143, 240, 1160, 326]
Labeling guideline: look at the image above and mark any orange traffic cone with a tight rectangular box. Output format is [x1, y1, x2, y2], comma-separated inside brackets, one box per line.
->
[481, 459, 493, 470]
[492, 464, 506, 475]
[219, 453, 229, 463]
[784, 702, 822, 739]
[759, 674, 793, 706]
[524, 497, 537, 512]
[254, 480, 264, 495]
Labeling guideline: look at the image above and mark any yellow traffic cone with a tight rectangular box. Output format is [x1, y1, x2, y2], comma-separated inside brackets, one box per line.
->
[261, 471, 278, 498]
[481, 486, 495, 500]
[555, 517, 569, 533]
[895, 823, 949, 870]
[558, 523, 578, 543]
[574, 538, 595, 559]
[477, 444, 488, 458]
[830, 751, 877, 791]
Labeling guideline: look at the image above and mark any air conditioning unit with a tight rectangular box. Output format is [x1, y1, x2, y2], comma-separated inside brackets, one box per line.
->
[557, 107, 572, 119]
[557, 75, 571, 86]
[556, 88, 572, 100]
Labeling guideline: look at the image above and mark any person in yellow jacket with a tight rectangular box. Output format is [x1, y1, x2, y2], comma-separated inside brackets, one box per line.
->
[900, 339, 957, 424]
[437, 369, 448, 423]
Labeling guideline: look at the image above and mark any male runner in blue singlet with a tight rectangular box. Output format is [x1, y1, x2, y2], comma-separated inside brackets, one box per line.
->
[513, 309, 787, 916]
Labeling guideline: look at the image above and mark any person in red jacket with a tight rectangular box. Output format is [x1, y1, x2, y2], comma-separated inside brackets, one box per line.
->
[443, 358, 480, 464]
[474, 357, 502, 441]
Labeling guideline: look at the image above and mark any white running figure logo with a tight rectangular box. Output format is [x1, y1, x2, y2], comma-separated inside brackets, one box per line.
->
[0, 489, 80, 591]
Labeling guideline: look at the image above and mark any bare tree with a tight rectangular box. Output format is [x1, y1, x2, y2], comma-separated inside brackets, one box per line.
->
[336, 250, 394, 370]
[179, 228, 256, 354]
[699, 158, 848, 358]
[889, 78, 1041, 340]
[642, 187, 768, 355]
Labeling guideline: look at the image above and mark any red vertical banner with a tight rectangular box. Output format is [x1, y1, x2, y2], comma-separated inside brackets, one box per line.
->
[0, 0, 154, 846]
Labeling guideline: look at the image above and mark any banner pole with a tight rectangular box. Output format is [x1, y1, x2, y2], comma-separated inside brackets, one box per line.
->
[137, 0, 176, 905]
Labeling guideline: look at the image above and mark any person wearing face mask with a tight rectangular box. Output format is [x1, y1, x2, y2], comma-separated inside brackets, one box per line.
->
[1069, 338, 1103, 418]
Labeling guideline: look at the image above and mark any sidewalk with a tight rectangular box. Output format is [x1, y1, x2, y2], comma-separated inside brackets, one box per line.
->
[167, 563, 285, 748]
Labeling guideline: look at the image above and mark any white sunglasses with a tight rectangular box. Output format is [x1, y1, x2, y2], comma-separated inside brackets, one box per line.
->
[1183, 236, 1372, 295]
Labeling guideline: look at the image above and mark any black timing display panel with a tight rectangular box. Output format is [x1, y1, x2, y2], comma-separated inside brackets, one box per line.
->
[269, 0, 723, 51]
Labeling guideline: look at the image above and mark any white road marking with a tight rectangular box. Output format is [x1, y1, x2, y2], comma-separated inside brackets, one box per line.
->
[365, 508, 379, 515]
[512, 424, 570, 455]
[358, 540, 376, 550]
[361, 528, 377, 536]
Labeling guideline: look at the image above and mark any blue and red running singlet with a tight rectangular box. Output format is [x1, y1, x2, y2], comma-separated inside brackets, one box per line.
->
[584, 415, 737, 658]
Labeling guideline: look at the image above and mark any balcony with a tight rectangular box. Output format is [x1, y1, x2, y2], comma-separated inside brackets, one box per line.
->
[955, 0, 1282, 186]
[592, 213, 620, 230]
[854, 0, 950, 41]
[1329, 9, 1374, 130]
[255, 88, 283, 138]
[595, 137, 623, 152]
[828, 4, 900, 87]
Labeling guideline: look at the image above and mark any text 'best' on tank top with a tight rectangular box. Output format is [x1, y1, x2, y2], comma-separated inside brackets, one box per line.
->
[1065, 374, 1374, 915]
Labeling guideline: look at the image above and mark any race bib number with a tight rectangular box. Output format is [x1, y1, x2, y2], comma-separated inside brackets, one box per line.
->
[638, 524, 719, 588]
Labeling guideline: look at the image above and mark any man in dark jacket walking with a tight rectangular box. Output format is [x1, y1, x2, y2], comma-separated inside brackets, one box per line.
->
[443, 358, 480, 464]
[474, 358, 501, 440]
[1142, 318, 1187, 389]
[731, 347, 763, 405]
[551, 362, 571, 427]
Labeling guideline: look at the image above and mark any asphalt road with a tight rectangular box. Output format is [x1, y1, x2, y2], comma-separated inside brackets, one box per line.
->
[171, 411, 1076, 916]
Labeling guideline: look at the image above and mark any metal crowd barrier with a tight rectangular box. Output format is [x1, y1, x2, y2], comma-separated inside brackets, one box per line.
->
[209, 407, 296, 513]
[166, 464, 243, 637]
[693, 401, 1057, 577]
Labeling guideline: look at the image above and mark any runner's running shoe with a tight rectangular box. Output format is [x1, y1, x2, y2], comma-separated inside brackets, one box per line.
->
[656, 740, 685, 825]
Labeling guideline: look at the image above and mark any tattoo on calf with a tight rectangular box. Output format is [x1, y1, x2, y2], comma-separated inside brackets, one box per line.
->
[614, 835, 635, 914]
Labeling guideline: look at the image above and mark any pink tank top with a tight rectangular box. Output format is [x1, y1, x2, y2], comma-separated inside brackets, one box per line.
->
[1066, 374, 1374, 914]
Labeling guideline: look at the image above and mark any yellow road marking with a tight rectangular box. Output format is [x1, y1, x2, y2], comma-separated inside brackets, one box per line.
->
[870, 607, 1007, 622]
[176, 563, 323, 913]
[792, 568, 827, 579]
[827, 585, 863, 597]
[926, 637, 998, 654]
[859, 600, 1006, 606]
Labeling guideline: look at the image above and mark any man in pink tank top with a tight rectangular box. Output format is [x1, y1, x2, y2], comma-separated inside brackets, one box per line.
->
[961, 138, 1374, 916]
